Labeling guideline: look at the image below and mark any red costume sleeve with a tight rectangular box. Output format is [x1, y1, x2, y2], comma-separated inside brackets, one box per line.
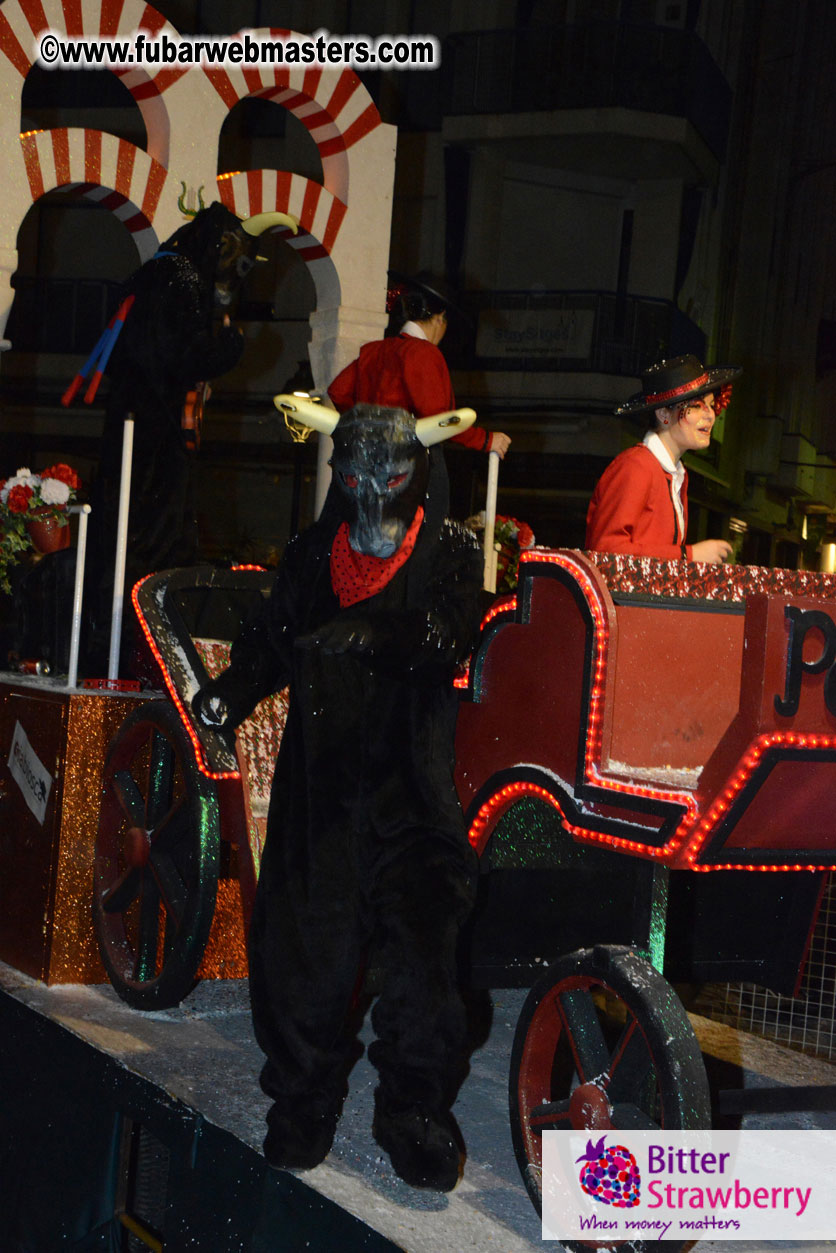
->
[327, 359, 359, 413]
[585, 449, 691, 560]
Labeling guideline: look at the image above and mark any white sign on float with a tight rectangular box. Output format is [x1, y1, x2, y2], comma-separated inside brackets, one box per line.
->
[8, 720, 52, 825]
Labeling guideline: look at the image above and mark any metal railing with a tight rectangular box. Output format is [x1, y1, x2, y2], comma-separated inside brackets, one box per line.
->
[446, 289, 706, 376]
[6, 276, 123, 354]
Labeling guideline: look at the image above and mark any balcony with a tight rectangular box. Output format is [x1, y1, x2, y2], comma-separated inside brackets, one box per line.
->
[446, 289, 706, 377]
[442, 21, 731, 176]
[5, 276, 123, 355]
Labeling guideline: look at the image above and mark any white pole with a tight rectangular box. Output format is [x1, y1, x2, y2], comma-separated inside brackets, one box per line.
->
[108, 417, 134, 681]
[66, 503, 91, 689]
[483, 449, 500, 593]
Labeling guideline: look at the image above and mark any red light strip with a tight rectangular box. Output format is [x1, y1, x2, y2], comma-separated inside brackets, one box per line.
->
[453, 596, 518, 690]
[482, 594, 517, 628]
[130, 567, 267, 782]
[684, 728, 836, 871]
[516, 553, 701, 847]
[468, 777, 679, 858]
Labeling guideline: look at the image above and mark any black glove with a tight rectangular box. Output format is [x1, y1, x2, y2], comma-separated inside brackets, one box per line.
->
[296, 617, 375, 656]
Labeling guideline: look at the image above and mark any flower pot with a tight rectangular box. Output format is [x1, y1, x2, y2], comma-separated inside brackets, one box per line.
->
[26, 507, 70, 555]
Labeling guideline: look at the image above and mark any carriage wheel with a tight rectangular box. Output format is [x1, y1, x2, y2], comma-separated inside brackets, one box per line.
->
[509, 945, 709, 1252]
[93, 700, 220, 1010]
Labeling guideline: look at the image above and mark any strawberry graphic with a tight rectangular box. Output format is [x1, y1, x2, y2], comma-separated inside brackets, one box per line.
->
[576, 1135, 641, 1207]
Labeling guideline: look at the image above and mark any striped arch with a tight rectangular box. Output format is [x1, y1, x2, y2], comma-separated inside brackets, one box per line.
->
[0, 0, 184, 165]
[204, 34, 382, 205]
[217, 167, 342, 308]
[19, 128, 168, 261]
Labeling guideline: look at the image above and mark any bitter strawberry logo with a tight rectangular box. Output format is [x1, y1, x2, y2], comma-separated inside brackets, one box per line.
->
[576, 1136, 641, 1207]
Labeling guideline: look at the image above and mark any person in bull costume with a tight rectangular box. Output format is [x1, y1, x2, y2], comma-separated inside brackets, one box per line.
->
[68, 200, 296, 670]
[194, 397, 484, 1191]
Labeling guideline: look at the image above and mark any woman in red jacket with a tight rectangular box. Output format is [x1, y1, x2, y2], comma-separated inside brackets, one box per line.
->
[586, 354, 740, 563]
[328, 276, 511, 458]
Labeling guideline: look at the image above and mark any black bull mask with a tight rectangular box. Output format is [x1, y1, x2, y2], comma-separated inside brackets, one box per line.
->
[330, 406, 428, 557]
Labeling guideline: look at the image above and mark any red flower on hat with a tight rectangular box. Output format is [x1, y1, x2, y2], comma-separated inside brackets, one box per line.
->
[386, 282, 408, 314]
[713, 383, 733, 414]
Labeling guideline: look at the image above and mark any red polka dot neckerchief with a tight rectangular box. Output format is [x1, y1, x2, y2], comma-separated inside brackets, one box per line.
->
[330, 507, 425, 608]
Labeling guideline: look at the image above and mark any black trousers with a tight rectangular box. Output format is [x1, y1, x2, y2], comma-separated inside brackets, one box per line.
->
[248, 825, 477, 1116]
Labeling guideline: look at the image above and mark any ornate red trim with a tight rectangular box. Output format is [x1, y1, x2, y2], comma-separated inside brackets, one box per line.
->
[645, 373, 710, 404]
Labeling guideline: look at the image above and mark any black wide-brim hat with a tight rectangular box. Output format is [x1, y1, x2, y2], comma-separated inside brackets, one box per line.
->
[386, 269, 470, 324]
[615, 354, 742, 417]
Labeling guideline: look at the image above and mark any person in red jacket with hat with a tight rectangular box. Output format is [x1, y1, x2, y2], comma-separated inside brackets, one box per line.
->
[585, 354, 741, 563]
[328, 274, 511, 459]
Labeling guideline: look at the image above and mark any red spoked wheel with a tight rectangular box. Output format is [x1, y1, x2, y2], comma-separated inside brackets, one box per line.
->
[93, 700, 220, 1010]
[509, 945, 709, 1252]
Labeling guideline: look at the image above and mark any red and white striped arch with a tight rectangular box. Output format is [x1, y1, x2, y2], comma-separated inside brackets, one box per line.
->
[0, 0, 184, 165]
[203, 36, 381, 206]
[19, 127, 165, 261]
[217, 169, 346, 264]
[217, 167, 342, 307]
[1, 5, 384, 312]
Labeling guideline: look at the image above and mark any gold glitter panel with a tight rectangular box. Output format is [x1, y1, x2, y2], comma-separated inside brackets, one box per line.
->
[0, 682, 146, 985]
[197, 877, 248, 979]
[49, 691, 147, 984]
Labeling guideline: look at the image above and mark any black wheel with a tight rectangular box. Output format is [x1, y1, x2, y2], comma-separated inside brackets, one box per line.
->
[509, 945, 709, 1252]
[93, 700, 220, 1010]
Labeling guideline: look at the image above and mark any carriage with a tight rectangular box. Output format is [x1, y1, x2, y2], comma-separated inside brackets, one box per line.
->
[85, 542, 836, 1242]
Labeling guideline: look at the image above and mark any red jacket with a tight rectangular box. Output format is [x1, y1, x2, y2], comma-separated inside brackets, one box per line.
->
[328, 334, 490, 452]
[585, 443, 692, 560]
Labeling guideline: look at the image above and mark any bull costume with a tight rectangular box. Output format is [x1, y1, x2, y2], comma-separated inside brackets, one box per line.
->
[194, 399, 484, 1191]
[75, 202, 295, 668]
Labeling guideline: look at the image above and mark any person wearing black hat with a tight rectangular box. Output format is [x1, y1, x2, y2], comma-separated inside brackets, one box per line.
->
[585, 354, 741, 563]
[328, 273, 511, 458]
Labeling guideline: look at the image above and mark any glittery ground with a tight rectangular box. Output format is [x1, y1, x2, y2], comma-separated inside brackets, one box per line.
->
[2, 963, 835, 1252]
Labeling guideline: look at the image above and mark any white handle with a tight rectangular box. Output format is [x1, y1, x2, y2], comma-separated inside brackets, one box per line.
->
[483, 449, 500, 593]
[67, 504, 91, 688]
[108, 417, 134, 681]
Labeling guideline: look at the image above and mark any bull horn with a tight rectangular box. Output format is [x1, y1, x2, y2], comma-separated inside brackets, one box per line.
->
[415, 408, 477, 447]
[242, 211, 299, 237]
[274, 392, 339, 436]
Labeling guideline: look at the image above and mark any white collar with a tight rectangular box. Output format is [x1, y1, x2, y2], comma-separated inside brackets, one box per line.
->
[400, 320, 428, 340]
[643, 430, 686, 542]
[643, 430, 684, 484]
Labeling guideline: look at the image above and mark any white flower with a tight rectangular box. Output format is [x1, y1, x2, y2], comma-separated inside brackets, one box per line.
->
[1, 469, 39, 505]
[40, 478, 70, 506]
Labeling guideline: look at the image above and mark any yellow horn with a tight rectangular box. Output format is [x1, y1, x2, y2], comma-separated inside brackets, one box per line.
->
[415, 408, 477, 447]
[242, 211, 299, 237]
[274, 393, 339, 436]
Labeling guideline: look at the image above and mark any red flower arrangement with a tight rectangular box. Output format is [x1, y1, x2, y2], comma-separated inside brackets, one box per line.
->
[0, 463, 83, 592]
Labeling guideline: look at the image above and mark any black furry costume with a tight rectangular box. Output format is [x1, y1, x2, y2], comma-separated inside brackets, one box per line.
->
[87, 203, 251, 667]
[196, 406, 483, 1189]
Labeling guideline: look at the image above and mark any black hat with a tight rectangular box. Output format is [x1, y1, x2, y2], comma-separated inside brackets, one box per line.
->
[386, 269, 468, 322]
[615, 354, 742, 417]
